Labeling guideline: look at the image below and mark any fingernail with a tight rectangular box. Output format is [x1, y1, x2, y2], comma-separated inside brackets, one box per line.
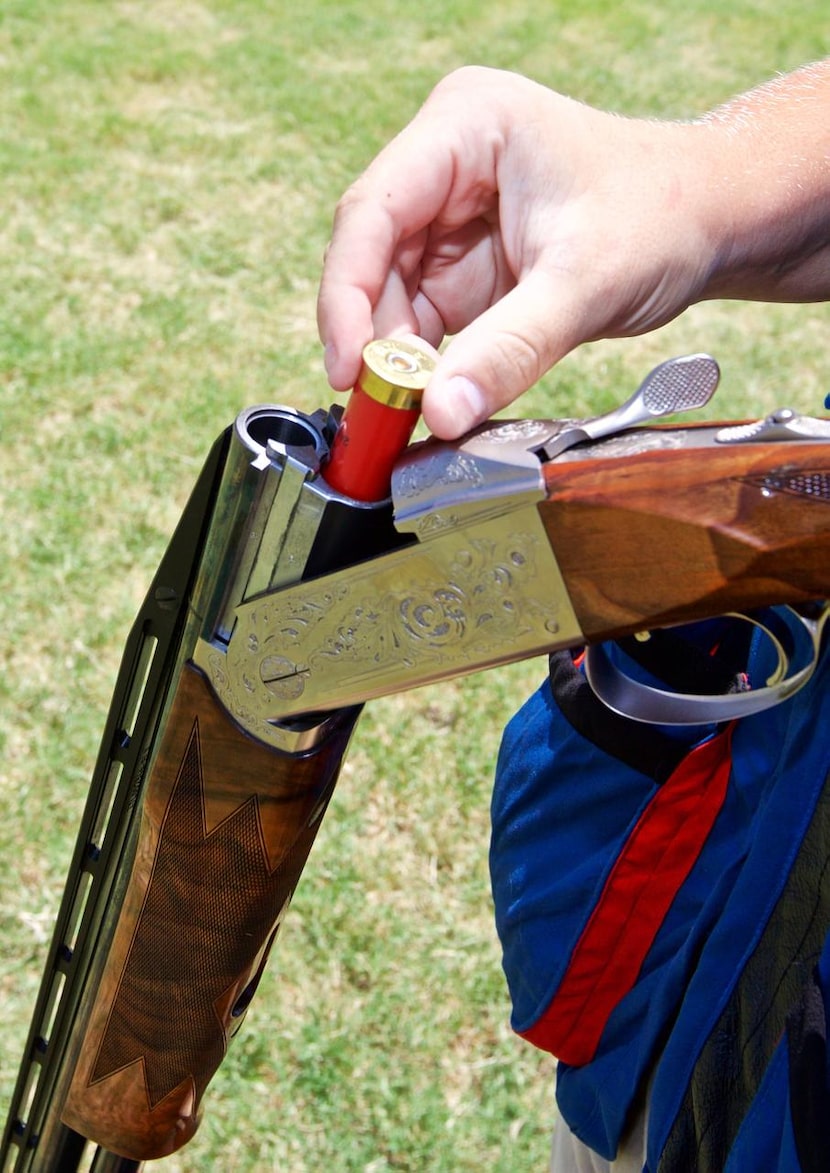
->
[444, 374, 487, 433]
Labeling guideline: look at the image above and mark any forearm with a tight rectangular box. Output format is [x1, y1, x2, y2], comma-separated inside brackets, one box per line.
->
[692, 60, 830, 303]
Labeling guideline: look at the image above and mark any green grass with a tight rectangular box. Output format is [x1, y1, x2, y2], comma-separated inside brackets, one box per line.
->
[1, 2, 829, 1169]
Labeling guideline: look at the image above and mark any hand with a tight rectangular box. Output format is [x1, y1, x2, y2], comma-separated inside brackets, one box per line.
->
[317, 67, 715, 438]
[318, 63, 830, 439]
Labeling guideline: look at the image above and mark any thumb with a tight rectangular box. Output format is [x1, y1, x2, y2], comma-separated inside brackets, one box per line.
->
[421, 270, 583, 439]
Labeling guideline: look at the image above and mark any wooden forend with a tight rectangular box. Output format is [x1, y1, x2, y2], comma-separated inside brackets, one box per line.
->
[61, 663, 356, 1160]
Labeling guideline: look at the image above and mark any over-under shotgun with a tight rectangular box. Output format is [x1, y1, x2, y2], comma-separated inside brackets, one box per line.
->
[3, 352, 829, 1170]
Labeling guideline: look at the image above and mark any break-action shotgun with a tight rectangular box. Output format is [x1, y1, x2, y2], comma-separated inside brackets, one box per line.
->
[3, 344, 829, 1170]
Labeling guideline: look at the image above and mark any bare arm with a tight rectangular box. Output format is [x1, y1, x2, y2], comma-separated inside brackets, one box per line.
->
[317, 62, 830, 439]
[696, 61, 830, 302]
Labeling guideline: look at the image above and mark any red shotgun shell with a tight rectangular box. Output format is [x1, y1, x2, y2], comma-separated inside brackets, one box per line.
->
[324, 338, 437, 502]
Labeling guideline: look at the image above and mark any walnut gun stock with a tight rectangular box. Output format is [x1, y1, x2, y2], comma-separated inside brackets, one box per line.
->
[3, 365, 830, 1171]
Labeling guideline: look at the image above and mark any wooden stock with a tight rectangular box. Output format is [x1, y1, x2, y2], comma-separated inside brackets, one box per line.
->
[541, 434, 830, 641]
[61, 663, 357, 1161]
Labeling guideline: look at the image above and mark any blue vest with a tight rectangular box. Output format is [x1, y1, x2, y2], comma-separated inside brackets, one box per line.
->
[490, 618, 830, 1171]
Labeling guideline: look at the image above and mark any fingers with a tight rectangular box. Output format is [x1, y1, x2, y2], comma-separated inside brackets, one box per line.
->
[317, 125, 459, 390]
[371, 269, 422, 341]
[420, 268, 583, 439]
[318, 70, 509, 391]
[317, 68, 606, 430]
[317, 209, 432, 391]
[317, 198, 396, 391]
[319, 259, 439, 391]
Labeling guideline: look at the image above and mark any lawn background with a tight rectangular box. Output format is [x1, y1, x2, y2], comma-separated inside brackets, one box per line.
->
[1, 2, 829, 1170]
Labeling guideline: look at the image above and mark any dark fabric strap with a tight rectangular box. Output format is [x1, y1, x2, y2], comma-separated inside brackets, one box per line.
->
[549, 620, 754, 784]
[548, 651, 694, 785]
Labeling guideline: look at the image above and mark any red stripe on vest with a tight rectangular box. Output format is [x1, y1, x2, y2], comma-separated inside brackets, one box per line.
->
[519, 725, 734, 1066]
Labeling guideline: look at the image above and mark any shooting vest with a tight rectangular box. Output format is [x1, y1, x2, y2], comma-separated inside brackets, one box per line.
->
[490, 613, 830, 1172]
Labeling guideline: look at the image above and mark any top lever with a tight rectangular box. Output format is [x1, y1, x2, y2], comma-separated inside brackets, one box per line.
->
[539, 353, 721, 460]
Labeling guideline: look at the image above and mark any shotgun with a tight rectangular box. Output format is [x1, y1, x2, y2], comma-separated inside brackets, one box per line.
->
[3, 347, 829, 1171]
